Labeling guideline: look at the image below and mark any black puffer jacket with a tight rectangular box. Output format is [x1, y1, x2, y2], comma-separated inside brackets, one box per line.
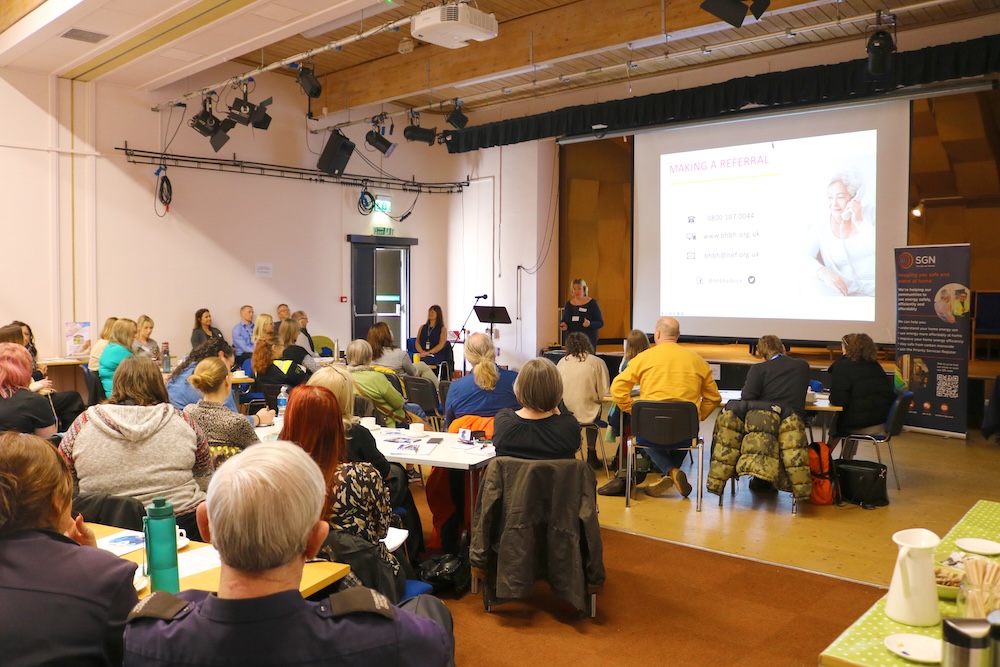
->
[828, 357, 894, 433]
[707, 400, 811, 500]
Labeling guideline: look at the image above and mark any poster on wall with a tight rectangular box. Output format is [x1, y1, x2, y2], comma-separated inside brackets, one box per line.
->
[894, 244, 970, 436]
[65, 322, 91, 357]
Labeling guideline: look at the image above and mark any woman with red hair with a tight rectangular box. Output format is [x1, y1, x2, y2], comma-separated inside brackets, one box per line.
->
[0, 342, 57, 437]
[279, 385, 398, 580]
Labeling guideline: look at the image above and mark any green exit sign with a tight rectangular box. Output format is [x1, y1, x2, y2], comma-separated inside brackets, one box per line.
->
[373, 226, 395, 236]
[375, 195, 391, 213]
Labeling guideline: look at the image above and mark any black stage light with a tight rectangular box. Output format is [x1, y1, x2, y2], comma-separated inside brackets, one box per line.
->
[700, 0, 748, 28]
[404, 125, 437, 146]
[250, 97, 272, 130]
[317, 130, 355, 176]
[228, 96, 256, 126]
[749, 0, 769, 20]
[366, 130, 397, 157]
[866, 29, 896, 77]
[296, 67, 322, 98]
[445, 107, 468, 130]
[189, 97, 232, 152]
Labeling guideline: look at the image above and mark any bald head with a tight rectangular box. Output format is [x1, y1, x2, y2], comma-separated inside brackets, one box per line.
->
[654, 317, 680, 344]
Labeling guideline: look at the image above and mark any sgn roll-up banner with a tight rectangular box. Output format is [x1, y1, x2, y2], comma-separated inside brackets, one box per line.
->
[894, 244, 971, 437]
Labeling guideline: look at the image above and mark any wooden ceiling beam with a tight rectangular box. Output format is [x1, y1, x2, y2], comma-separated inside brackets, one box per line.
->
[318, 0, 813, 114]
[0, 0, 46, 36]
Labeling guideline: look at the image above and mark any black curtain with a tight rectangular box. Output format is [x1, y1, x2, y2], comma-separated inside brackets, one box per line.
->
[443, 34, 1000, 154]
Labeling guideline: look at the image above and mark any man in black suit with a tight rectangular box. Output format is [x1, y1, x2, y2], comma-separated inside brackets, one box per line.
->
[741, 335, 811, 492]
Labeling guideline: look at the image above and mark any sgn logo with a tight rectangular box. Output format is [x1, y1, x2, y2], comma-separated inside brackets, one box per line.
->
[897, 252, 914, 269]
[914, 255, 936, 265]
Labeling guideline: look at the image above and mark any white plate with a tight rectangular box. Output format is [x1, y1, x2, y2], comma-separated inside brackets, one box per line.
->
[177, 536, 190, 550]
[954, 537, 1000, 556]
[883, 634, 941, 664]
[133, 570, 149, 592]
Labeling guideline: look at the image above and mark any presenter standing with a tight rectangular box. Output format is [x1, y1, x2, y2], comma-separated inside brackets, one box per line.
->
[559, 278, 603, 350]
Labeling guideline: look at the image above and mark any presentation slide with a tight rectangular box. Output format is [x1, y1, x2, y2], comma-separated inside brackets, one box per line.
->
[634, 101, 910, 343]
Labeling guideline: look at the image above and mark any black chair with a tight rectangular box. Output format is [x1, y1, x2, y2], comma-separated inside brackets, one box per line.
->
[438, 380, 451, 409]
[259, 384, 284, 412]
[840, 391, 915, 490]
[81, 365, 105, 406]
[72, 493, 145, 531]
[353, 395, 375, 419]
[626, 400, 704, 511]
[402, 376, 443, 431]
[381, 371, 405, 397]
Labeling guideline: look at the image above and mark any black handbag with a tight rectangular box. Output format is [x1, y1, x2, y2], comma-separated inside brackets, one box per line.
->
[835, 459, 889, 509]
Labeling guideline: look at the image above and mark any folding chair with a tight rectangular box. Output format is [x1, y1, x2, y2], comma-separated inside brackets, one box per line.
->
[402, 376, 444, 431]
[625, 400, 704, 511]
[840, 391, 914, 490]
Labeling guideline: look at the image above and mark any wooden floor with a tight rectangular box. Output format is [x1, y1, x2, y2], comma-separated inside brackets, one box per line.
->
[595, 416, 1000, 587]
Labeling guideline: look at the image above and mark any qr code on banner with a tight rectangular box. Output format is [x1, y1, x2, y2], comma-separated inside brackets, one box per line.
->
[936, 374, 960, 399]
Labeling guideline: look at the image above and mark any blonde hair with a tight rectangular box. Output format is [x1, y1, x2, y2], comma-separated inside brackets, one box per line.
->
[307, 366, 356, 428]
[278, 319, 300, 347]
[137, 314, 154, 330]
[514, 358, 562, 411]
[624, 329, 650, 361]
[252, 314, 273, 343]
[109, 318, 137, 347]
[568, 278, 589, 298]
[345, 339, 373, 367]
[99, 317, 118, 340]
[188, 356, 229, 394]
[466, 333, 499, 391]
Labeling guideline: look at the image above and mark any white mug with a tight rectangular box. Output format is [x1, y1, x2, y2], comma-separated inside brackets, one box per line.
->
[409, 423, 425, 435]
[176, 527, 187, 541]
[360, 416, 377, 429]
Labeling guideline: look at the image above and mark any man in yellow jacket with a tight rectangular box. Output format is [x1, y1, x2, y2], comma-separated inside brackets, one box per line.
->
[609, 317, 721, 498]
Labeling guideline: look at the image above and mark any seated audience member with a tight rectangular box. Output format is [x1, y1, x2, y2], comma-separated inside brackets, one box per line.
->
[416, 305, 451, 373]
[829, 332, 896, 457]
[133, 314, 160, 362]
[556, 332, 610, 468]
[494, 357, 580, 460]
[2, 322, 86, 429]
[251, 313, 273, 345]
[607, 328, 651, 442]
[278, 319, 320, 373]
[0, 343, 57, 437]
[444, 332, 518, 427]
[252, 337, 310, 389]
[231, 305, 255, 365]
[369, 321, 437, 384]
[280, 386, 400, 583]
[99, 318, 137, 398]
[345, 339, 408, 428]
[742, 335, 811, 419]
[190, 308, 225, 350]
[273, 302, 291, 335]
[89, 317, 118, 372]
[0, 432, 138, 667]
[185, 357, 272, 467]
[122, 441, 453, 667]
[291, 310, 319, 356]
[60, 356, 212, 541]
[167, 339, 249, 420]
[608, 317, 721, 499]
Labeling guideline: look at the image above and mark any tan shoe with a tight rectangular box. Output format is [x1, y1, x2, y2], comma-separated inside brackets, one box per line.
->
[642, 475, 674, 497]
[669, 468, 693, 498]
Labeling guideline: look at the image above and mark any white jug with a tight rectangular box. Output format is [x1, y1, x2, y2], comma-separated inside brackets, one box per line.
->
[885, 528, 942, 626]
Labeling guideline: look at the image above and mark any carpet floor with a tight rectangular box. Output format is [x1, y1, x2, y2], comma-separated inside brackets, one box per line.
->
[439, 527, 883, 666]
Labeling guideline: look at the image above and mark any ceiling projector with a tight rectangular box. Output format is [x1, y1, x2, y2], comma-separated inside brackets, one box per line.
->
[411, 2, 498, 49]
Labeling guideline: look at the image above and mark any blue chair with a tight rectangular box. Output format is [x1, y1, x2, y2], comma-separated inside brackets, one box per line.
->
[401, 579, 433, 602]
[238, 358, 264, 404]
[840, 392, 915, 490]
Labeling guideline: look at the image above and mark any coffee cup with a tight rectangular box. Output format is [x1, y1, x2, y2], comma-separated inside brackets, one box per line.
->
[232, 370, 246, 378]
[806, 390, 817, 403]
[410, 423, 425, 435]
[176, 527, 187, 543]
[360, 416, 377, 429]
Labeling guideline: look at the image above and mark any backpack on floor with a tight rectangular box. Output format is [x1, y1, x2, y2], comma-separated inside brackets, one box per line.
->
[808, 441, 840, 505]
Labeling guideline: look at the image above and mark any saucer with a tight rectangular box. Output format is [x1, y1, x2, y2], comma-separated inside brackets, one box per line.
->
[177, 536, 190, 550]
[133, 570, 149, 592]
[883, 634, 941, 664]
[954, 537, 1000, 555]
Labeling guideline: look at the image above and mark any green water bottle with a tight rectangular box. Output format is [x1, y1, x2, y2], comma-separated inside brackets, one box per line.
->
[144, 497, 180, 593]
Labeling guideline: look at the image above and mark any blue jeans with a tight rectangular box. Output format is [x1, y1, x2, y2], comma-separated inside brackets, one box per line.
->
[636, 437, 689, 473]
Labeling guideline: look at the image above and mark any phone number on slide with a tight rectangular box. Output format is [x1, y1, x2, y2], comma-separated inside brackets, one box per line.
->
[704, 212, 755, 222]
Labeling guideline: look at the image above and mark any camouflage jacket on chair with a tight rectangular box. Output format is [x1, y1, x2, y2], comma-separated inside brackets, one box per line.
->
[707, 400, 812, 500]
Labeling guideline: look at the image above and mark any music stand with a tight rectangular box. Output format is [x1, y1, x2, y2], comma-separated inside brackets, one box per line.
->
[474, 306, 511, 338]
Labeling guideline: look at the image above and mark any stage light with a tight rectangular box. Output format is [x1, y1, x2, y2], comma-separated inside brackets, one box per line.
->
[446, 106, 468, 130]
[404, 125, 437, 146]
[228, 82, 272, 130]
[700, 0, 748, 29]
[866, 29, 895, 77]
[250, 97, 272, 130]
[911, 202, 925, 218]
[296, 67, 322, 98]
[366, 130, 397, 157]
[189, 96, 233, 152]
[749, 0, 769, 20]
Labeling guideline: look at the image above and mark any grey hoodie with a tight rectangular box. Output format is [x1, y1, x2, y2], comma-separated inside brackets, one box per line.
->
[60, 403, 212, 515]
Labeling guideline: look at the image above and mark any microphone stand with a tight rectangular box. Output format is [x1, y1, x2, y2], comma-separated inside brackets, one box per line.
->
[456, 296, 484, 376]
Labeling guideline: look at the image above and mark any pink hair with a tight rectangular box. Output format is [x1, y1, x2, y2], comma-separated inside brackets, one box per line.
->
[0, 343, 33, 398]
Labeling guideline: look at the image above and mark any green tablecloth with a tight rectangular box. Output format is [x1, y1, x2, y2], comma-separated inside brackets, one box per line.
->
[820, 499, 1000, 667]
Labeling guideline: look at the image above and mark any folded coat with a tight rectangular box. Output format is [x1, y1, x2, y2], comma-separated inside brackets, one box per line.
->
[707, 400, 812, 500]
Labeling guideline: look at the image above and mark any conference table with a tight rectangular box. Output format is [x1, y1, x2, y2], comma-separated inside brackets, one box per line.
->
[38, 357, 88, 398]
[819, 499, 1000, 666]
[91, 523, 350, 599]
[718, 389, 843, 441]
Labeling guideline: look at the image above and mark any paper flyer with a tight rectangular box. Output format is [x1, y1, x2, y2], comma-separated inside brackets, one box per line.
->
[65, 321, 92, 357]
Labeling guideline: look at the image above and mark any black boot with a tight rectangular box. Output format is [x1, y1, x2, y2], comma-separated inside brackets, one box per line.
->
[587, 449, 602, 470]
